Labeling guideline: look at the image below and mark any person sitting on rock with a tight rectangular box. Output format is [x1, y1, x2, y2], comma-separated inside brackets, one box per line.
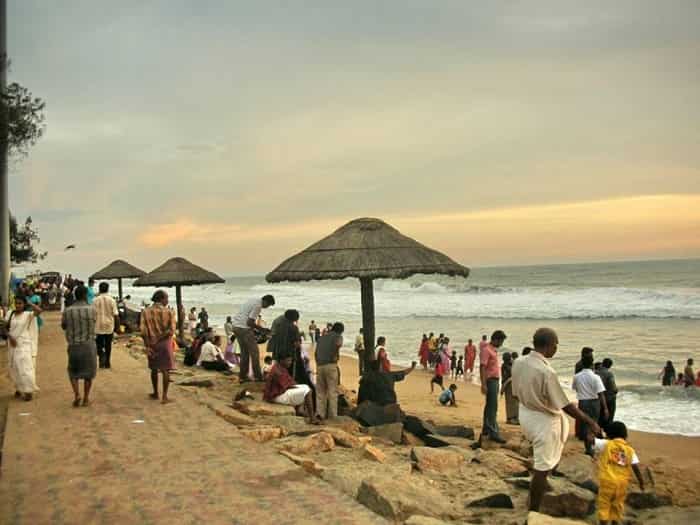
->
[263, 353, 320, 425]
[439, 384, 458, 407]
[196, 335, 233, 373]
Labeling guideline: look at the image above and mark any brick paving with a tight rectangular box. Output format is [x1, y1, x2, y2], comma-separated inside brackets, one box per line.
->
[0, 313, 385, 525]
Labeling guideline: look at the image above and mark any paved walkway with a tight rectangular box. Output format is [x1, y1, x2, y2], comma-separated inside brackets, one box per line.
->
[0, 313, 385, 525]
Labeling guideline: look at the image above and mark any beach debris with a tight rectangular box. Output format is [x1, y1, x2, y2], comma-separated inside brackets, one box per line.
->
[539, 477, 596, 519]
[233, 399, 296, 417]
[410, 446, 465, 474]
[626, 491, 672, 509]
[239, 426, 286, 443]
[465, 493, 514, 509]
[278, 450, 325, 477]
[526, 511, 588, 525]
[363, 444, 386, 463]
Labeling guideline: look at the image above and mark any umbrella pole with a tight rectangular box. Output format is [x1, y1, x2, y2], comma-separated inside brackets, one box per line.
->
[360, 277, 375, 368]
[118, 278, 123, 302]
[175, 284, 184, 342]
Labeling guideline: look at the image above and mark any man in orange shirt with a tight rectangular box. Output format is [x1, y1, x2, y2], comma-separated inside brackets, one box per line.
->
[476, 330, 507, 446]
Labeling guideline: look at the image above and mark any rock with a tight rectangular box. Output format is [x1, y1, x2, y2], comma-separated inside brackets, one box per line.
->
[410, 446, 465, 474]
[527, 511, 589, 524]
[504, 477, 532, 490]
[633, 505, 700, 525]
[402, 431, 425, 446]
[403, 415, 437, 438]
[175, 376, 215, 387]
[323, 415, 360, 434]
[284, 432, 335, 455]
[539, 478, 595, 519]
[239, 426, 286, 443]
[556, 453, 596, 488]
[625, 491, 672, 509]
[363, 444, 386, 463]
[472, 449, 529, 476]
[278, 450, 325, 476]
[422, 435, 451, 448]
[404, 516, 454, 525]
[209, 401, 255, 426]
[322, 427, 364, 448]
[465, 493, 514, 509]
[270, 415, 314, 434]
[355, 401, 403, 427]
[233, 400, 296, 417]
[356, 475, 442, 521]
[434, 425, 475, 440]
[366, 422, 404, 444]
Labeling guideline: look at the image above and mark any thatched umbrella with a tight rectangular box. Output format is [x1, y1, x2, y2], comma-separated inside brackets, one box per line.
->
[91, 259, 147, 301]
[266, 218, 469, 361]
[133, 257, 225, 341]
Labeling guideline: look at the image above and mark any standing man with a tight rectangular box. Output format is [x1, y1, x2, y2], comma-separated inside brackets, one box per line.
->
[231, 295, 275, 383]
[86, 278, 96, 305]
[308, 320, 317, 345]
[477, 330, 507, 445]
[684, 358, 695, 387]
[596, 358, 618, 430]
[572, 354, 608, 455]
[512, 328, 601, 512]
[268, 309, 300, 363]
[93, 282, 118, 369]
[140, 290, 176, 404]
[354, 328, 365, 375]
[62, 285, 97, 407]
[198, 307, 209, 331]
[315, 321, 344, 420]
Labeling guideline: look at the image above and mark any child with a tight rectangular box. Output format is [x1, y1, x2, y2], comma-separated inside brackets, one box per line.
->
[450, 350, 457, 379]
[456, 356, 464, 380]
[431, 360, 445, 393]
[262, 356, 273, 379]
[589, 421, 645, 525]
[439, 384, 458, 407]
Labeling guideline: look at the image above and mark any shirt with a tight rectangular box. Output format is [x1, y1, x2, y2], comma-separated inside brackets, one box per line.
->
[263, 363, 296, 401]
[62, 301, 96, 345]
[232, 298, 262, 329]
[479, 343, 500, 379]
[139, 303, 176, 347]
[572, 368, 606, 401]
[93, 293, 118, 335]
[224, 322, 234, 338]
[596, 367, 618, 398]
[594, 438, 639, 488]
[512, 352, 571, 416]
[439, 389, 455, 405]
[87, 286, 95, 304]
[197, 341, 223, 365]
[316, 331, 343, 365]
[355, 334, 364, 351]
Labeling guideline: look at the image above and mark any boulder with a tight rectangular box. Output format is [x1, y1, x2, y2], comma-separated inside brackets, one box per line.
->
[402, 431, 425, 446]
[410, 446, 465, 474]
[175, 376, 215, 387]
[465, 493, 514, 509]
[539, 478, 596, 519]
[527, 511, 589, 524]
[434, 425, 475, 440]
[210, 402, 255, 426]
[356, 475, 442, 521]
[322, 427, 364, 448]
[472, 449, 529, 476]
[504, 477, 532, 490]
[278, 450, 325, 476]
[284, 432, 335, 455]
[625, 491, 672, 509]
[366, 422, 404, 444]
[323, 415, 361, 434]
[233, 400, 296, 417]
[355, 401, 403, 427]
[363, 444, 386, 463]
[239, 426, 286, 443]
[556, 453, 596, 489]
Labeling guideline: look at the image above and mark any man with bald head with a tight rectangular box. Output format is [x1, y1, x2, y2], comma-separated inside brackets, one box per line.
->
[512, 328, 601, 512]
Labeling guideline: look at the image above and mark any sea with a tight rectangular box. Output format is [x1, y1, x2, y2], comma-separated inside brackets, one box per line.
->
[121, 258, 700, 436]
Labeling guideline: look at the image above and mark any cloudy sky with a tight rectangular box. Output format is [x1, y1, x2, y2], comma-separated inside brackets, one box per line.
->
[8, 1, 700, 276]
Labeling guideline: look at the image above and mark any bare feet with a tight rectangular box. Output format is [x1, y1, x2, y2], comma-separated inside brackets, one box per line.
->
[161, 398, 174, 405]
[149, 393, 159, 400]
[82, 399, 90, 407]
[72, 398, 81, 407]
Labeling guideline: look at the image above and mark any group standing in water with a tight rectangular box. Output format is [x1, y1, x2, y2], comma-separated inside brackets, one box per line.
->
[659, 358, 699, 387]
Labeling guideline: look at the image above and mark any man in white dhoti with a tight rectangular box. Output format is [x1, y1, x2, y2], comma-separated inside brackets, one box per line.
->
[512, 327, 601, 512]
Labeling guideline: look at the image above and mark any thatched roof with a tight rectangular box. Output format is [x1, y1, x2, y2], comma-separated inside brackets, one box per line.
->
[91, 260, 147, 280]
[266, 217, 469, 282]
[133, 257, 225, 287]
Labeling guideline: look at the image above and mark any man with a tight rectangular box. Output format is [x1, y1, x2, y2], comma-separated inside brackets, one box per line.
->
[354, 328, 365, 375]
[62, 285, 97, 407]
[684, 358, 695, 387]
[315, 321, 343, 420]
[231, 295, 275, 382]
[575, 346, 594, 374]
[93, 282, 119, 369]
[140, 290, 176, 404]
[477, 330, 507, 445]
[198, 307, 209, 331]
[264, 354, 318, 425]
[267, 309, 301, 362]
[87, 278, 96, 305]
[308, 320, 317, 344]
[596, 358, 618, 429]
[572, 354, 609, 455]
[512, 328, 601, 512]
[224, 316, 234, 342]
[196, 335, 232, 373]
[478, 334, 488, 352]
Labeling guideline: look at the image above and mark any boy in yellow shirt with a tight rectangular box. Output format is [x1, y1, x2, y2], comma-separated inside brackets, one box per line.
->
[590, 421, 645, 525]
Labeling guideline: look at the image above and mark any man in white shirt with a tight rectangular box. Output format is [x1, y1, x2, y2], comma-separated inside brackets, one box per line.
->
[93, 282, 118, 369]
[572, 353, 609, 455]
[231, 295, 275, 382]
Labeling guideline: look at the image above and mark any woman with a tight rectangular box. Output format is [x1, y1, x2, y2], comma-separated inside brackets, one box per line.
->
[659, 361, 676, 386]
[188, 307, 197, 336]
[6, 295, 42, 400]
[376, 336, 391, 373]
[418, 334, 430, 369]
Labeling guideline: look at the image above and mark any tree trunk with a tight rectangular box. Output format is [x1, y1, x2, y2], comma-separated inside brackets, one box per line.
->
[175, 284, 184, 342]
[118, 278, 123, 302]
[360, 277, 375, 369]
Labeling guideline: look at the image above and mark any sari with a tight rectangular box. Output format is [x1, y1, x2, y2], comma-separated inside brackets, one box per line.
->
[6, 310, 39, 394]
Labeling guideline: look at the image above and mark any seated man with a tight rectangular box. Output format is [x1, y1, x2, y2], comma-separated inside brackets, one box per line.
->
[263, 354, 320, 424]
[196, 335, 232, 372]
[358, 359, 416, 406]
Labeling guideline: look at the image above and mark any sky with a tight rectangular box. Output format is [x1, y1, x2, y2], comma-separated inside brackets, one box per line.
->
[8, 1, 700, 277]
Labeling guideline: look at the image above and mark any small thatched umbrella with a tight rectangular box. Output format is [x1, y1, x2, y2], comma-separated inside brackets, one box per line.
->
[266, 218, 469, 362]
[133, 257, 225, 341]
[91, 259, 147, 301]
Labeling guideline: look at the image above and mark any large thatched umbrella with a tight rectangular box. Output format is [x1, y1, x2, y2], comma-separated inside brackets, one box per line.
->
[266, 218, 469, 361]
[133, 257, 225, 341]
[91, 259, 147, 301]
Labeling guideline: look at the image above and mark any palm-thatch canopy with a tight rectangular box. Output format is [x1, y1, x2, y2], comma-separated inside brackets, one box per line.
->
[134, 257, 225, 341]
[133, 257, 224, 287]
[91, 260, 146, 280]
[91, 260, 147, 301]
[266, 218, 469, 358]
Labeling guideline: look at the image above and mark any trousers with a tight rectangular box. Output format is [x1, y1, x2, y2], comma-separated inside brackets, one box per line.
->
[95, 333, 114, 368]
[482, 378, 501, 438]
[316, 363, 339, 419]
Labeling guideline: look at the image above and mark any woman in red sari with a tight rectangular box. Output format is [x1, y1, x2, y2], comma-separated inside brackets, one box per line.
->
[418, 334, 430, 369]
